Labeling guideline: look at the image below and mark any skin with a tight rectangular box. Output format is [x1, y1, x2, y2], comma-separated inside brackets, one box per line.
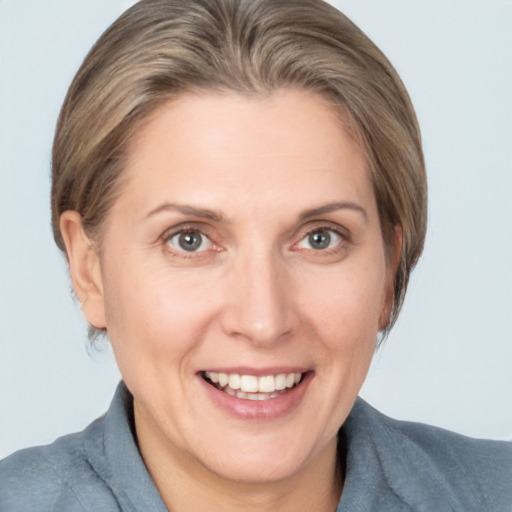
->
[61, 89, 399, 512]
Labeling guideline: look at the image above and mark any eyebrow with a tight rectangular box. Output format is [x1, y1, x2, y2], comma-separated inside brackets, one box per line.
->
[145, 203, 225, 222]
[299, 201, 368, 223]
[145, 200, 368, 224]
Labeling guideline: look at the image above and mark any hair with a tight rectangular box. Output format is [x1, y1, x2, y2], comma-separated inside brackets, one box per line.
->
[51, 0, 427, 339]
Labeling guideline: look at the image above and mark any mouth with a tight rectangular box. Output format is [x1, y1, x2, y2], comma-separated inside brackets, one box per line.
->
[202, 371, 306, 401]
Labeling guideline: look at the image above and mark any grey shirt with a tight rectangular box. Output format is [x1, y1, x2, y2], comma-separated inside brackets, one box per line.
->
[1, 382, 511, 511]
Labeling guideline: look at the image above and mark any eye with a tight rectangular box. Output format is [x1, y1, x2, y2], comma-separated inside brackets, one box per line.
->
[297, 228, 342, 251]
[167, 230, 212, 252]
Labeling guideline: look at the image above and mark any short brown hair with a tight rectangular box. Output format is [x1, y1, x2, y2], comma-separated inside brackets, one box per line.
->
[51, 0, 427, 336]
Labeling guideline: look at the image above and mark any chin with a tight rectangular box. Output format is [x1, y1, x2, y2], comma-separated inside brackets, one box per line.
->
[201, 451, 309, 485]
[190, 426, 336, 486]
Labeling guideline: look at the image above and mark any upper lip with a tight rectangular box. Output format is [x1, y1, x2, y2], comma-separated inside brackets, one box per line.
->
[199, 367, 310, 376]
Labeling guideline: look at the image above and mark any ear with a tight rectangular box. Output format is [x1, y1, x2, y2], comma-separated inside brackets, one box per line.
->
[379, 225, 403, 331]
[60, 211, 106, 329]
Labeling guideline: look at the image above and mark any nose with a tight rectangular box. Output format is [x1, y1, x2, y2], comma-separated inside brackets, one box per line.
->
[220, 248, 294, 347]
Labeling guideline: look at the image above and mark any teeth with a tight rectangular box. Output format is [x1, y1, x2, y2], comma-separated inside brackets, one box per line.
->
[208, 372, 219, 383]
[258, 375, 275, 393]
[228, 374, 241, 390]
[240, 375, 258, 392]
[275, 374, 287, 390]
[218, 373, 228, 387]
[204, 371, 303, 396]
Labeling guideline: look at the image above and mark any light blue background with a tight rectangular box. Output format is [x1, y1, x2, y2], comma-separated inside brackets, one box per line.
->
[1, 0, 511, 458]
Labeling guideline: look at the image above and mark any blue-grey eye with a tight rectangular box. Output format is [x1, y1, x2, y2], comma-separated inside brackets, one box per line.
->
[168, 231, 211, 252]
[298, 229, 341, 250]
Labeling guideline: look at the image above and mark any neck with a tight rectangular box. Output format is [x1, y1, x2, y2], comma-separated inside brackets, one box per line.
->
[134, 401, 344, 512]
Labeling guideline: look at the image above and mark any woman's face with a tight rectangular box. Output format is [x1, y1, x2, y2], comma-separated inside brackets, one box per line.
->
[88, 90, 396, 484]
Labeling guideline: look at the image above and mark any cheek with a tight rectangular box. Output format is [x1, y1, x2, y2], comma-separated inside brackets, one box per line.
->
[102, 261, 219, 356]
[298, 261, 387, 346]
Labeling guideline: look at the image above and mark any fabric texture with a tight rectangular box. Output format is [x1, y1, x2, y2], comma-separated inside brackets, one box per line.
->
[1, 382, 511, 511]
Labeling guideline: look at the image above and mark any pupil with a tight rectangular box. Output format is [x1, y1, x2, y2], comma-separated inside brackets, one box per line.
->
[309, 230, 330, 250]
[179, 232, 202, 251]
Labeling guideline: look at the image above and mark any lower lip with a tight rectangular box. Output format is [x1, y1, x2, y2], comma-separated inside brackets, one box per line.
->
[199, 372, 313, 420]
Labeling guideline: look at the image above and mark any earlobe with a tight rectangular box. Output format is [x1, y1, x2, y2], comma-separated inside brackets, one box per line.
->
[379, 225, 403, 331]
[60, 211, 107, 329]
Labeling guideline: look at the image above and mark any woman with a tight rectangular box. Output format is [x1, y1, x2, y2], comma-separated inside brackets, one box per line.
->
[1, 0, 510, 510]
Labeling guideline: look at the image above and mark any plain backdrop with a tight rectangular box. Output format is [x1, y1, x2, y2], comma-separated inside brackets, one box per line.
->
[1, 0, 511, 459]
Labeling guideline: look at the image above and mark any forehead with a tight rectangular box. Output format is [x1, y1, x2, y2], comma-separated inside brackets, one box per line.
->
[118, 89, 373, 217]
[134, 89, 357, 143]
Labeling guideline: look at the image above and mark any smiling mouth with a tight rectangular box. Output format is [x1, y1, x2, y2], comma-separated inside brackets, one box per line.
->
[203, 371, 305, 401]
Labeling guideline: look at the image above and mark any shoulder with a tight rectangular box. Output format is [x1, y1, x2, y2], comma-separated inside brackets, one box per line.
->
[0, 418, 120, 512]
[346, 399, 512, 511]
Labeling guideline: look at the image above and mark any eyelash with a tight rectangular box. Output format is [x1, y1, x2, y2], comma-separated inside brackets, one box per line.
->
[161, 224, 218, 259]
[161, 222, 350, 258]
[292, 223, 350, 255]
